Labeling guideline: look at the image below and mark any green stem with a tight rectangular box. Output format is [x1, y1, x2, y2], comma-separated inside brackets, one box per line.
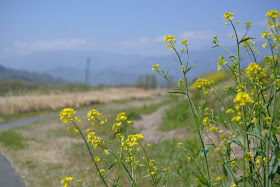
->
[72, 122, 109, 187]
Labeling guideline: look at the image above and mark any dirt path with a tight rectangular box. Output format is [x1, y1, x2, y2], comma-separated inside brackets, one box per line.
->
[133, 105, 187, 143]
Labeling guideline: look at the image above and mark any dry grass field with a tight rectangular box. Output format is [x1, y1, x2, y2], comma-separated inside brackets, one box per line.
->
[0, 87, 164, 116]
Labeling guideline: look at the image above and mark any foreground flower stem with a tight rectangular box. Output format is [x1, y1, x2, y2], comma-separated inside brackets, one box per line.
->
[172, 46, 212, 186]
[266, 49, 279, 187]
[72, 121, 109, 187]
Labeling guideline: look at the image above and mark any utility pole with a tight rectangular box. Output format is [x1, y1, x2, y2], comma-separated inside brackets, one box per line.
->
[85, 57, 90, 85]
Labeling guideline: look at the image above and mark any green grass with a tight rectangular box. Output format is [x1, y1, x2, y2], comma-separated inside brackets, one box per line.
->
[159, 96, 194, 131]
[0, 130, 27, 149]
[147, 137, 200, 185]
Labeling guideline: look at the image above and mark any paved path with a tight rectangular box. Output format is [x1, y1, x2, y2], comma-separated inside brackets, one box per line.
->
[0, 98, 163, 131]
[0, 152, 25, 187]
[0, 97, 164, 187]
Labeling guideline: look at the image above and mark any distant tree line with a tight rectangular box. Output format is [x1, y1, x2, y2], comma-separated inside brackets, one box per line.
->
[135, 74, 157, 89]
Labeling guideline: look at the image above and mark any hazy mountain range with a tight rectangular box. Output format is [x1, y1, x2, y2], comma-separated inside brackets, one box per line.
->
[0, 64, 64, 83]
[0, 44, 269, 85]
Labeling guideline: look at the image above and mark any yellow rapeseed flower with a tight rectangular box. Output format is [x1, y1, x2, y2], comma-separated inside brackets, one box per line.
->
[60, 108, 76, 123]
[104, 149, 109, 155]
[226, 109, 235, 114]
[124, 134, 144, 147]
[87, 132, 101, 149]
[223, 12, 234, 22]
[94, 157, 101, 162]
[265, 10, 279, 22]
[116, 112, 127, 121]
[245, 152, 253, 162]
[181, 40, 188, 45]
[246, 21, 252, 27]
[217, 56, 227, 70]
[210, 126, 218, 132]
[233, 92, 254, 106]
[164, 35, 176, 43]
[232, 116, 241, 122]
[61, 177, 73, 187]
[216, 176, 222, 182]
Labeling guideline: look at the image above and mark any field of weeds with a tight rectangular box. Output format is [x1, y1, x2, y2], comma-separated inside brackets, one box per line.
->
[0, 87, 164, 116]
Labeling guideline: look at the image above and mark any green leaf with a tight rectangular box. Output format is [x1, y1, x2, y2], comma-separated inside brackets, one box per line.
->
[168, 91, 185, 95]
[229, 87, 237, 94]
[186, 62, 197, 73]
[200, 102, 207, 119]
[239, 37, 256, 44]
[269, 144, 280, 180]
[260, 96, 273, 112]
[246, 122, 253, 131]
[236, 174, 253, 184]
[157, 172, 166, 179]
[141, 174, 151, 179]
[173, 88, 183, 91]
[223, 163, 237, 183]
[228, 55, 237, 59]
[107, 163, 116, 172]
[191, 172, 209, 186]
[194, 115, 200, 127]
[165, 68, 170, 77]
[242, 131, 265, 143]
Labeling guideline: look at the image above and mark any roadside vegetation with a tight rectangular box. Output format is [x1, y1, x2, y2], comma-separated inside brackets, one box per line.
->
[0, 98, 169, 186]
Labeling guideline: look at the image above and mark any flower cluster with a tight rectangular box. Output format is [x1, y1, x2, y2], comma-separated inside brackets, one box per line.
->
[61, 177, 73, 187]
[152, 64, 159, 71]
[233, 92, 254, 106]
[116, 112, 127, 121]
[60, 108, 82, 124]
[87, 109, 107, 126]
[124, 134, 143, 147]
[87, 132, 101, 149]
[195, 79, 214, 95]
[241, 38, 258, 56]
[164, 35, 176, 50]
[223, 12, 234, 25]
[217, 56, 227, 70]
[265, 10, 279, 23]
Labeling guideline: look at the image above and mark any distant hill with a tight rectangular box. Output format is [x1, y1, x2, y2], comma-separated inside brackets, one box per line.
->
[0, 64, 65, 84]
[0, 44, 269, 85]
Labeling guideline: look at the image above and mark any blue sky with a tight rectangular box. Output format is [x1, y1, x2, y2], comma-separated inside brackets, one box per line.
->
[1, 0, 279, 58]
